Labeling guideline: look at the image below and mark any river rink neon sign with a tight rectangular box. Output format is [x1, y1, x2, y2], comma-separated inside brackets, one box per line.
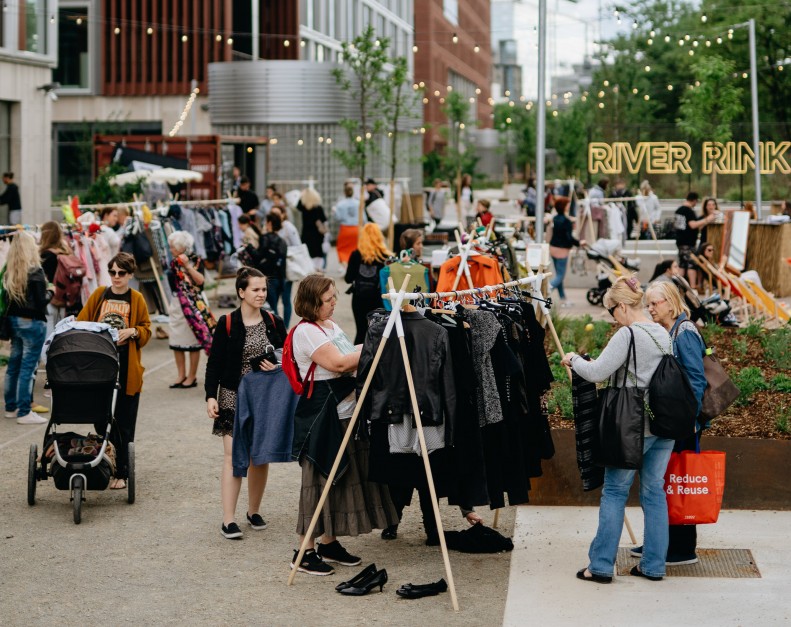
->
[588, 141, 791, 175]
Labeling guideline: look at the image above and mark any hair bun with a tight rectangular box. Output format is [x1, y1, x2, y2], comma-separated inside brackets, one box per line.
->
[237, 267, 250, 278]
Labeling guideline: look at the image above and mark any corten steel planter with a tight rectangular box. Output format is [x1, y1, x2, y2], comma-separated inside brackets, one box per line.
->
[528, 429, 791, 510]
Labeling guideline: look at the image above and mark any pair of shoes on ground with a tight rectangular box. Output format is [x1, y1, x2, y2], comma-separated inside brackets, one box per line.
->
[169, 378, 198, 389]
[12, 412, 48, 425]
[335, 563, 388, 595]
[221, 512, 268, 539]
[630, 545, 699, 565]
[291, 540, 362, 576]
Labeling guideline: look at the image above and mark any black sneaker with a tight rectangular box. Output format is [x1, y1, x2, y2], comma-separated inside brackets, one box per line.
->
[247, 512, 267, 530]
[666, 553, 698, 566]
[630, 546, 643, 558]
[291, 549, 334, 576]
[221, 522, 243, 539]
[316, 540, 362, 566]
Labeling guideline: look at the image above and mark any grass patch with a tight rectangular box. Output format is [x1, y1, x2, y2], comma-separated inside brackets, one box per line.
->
[548, 382, 574, 420]
[731, 366, 769, 406]
[700, 323, 726, 345]
[776, 406, 791, 434]
[738, 318, 766, 338]
[771, 374, 791, 393]
[761, 326, 791, 370]
[731, 338, 748, 359]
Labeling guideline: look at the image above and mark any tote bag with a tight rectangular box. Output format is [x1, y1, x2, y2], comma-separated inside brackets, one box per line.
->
[664, 449, 726, 524]
[699, 342, 740, 421]
[286, 244, 314, 282]
[596, 327, 645, 470]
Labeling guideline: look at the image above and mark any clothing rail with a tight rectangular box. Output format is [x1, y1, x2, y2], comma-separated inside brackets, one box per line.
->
[381, 273, 551, 301]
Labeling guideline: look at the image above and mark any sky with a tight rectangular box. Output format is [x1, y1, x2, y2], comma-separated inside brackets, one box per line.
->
[490, 0, 628, 98]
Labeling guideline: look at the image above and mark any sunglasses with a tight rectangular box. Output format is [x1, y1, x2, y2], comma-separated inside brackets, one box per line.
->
[607, 305, 618, 318]
[109, 270, 128, 277]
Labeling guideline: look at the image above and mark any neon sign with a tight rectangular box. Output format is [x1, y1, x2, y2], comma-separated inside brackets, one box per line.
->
[588, 141, 791, 175]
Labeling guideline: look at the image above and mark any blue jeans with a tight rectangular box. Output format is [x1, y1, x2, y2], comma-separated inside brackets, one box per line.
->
[4, 317, 47, 417]
[588, 434, 675, 579]
[267, 278, 292, 327]
[550, 255, 568, 300]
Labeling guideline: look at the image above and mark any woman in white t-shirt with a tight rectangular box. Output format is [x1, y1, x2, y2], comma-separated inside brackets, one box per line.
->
[289, 275, 397, 576]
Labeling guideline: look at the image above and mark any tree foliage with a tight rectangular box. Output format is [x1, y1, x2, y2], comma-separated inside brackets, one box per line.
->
[434, 91, 478, 186]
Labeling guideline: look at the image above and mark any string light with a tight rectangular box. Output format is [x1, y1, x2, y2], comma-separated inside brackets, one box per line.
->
[181, 35, 188, 43]
[216, 34, 222, 42]
[114, 27, 120, 35]
[644, 94, 650, 100]
[667, 84, 673, 90]
[422, 97, 428, 103]
[297, 139, 304, 145]
[452, 33, 458, 44]
[147, 27, 153, 35]
[598, 102, 605, 109]
[246, 147, 253, 153]
[475, 88, 481, 95]
[283, 39, 290, 47]
[318, 136, 324, 142]
[413, 45, 418, 53]
[168, 85, 200, 137]
[603, 80, 609, 86]
[227, 37, 233, 45]
[473, 44, 480, 53]
[326, 138, 332, 144]
[664, 35, 671, 42]
[300, 40, 306, 47]
[76, 17, 82, 25]
[701, 14, 708, 23]
[645, 65, 651, 72]
[270, 138, 278, 145]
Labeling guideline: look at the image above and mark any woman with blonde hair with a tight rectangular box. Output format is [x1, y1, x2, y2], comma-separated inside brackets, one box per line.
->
[3, 232, 50, 424]
[637, 180, 662, 227]
[561, 276, 675, 583]
[296, 188, 328, 270]
[345, 223, 392, 344]
[642, 280, 707, 567]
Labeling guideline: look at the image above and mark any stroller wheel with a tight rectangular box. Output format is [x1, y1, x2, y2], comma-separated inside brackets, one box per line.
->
[586, 289, 603, 306]
[27, 444, 37, 506]
[127, 442, 135, 505]
[72, 476, 84, 524]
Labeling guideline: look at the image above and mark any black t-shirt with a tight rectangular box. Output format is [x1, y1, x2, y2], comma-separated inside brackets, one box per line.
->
[674, 205, 699, 247]
[238, 189, 259, 214]
[41, 250, 58, 283]
[98, 288, 132, 385]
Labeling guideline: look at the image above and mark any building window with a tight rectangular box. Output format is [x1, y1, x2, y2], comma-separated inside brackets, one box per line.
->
[0, 102, 11, 176]
[53, 7, 90, 89]
[443, 0, 458, 25]
[25, 0, 49, 53]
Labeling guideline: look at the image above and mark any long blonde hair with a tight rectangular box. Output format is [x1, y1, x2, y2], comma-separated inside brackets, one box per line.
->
[3, 231, 41, 304]
[300, 188, 322, 210]
[358, 222, 391, 264]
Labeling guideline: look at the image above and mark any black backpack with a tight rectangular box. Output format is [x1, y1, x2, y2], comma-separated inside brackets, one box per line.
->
[256, 233, 287, 279]
[637, 325, 698, 440]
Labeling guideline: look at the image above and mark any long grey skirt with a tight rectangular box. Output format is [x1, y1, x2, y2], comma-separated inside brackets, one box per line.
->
[296, 420, 399, 537]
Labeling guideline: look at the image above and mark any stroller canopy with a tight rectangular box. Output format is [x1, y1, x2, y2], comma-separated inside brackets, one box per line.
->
[46, 328, 119, 386]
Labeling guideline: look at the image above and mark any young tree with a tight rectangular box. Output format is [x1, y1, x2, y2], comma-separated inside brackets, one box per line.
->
[332, 26, 390, 229]
[438, 91, 478, 225]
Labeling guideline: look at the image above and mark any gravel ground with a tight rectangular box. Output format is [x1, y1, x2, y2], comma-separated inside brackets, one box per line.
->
[0, 263, 514, 626]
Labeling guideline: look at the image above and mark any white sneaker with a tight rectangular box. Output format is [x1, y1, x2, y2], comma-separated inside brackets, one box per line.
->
[16, 413, 47, 425]
[5, 411, 16, 419]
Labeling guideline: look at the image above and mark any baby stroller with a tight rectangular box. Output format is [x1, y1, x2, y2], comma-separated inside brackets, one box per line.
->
[27, 326, 130, 524]
[584, 239, 641, 306]
[671, 275, 739, 327]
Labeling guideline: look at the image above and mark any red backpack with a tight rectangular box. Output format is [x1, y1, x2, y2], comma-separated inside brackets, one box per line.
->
[51, 254, 87, 307]
[281, 320, 326, 398]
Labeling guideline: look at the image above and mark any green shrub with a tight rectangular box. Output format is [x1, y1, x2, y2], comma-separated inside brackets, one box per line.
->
[731, 367, 768, 406]
[548, 382, 574, 420]
[776, 406, 791, 434]
[700, 323, 725, 345]
[738, 318, 765, 338]
[762, 327, 791, 370]
[731, 338, 748, 358]
[771, 374, 791, 393]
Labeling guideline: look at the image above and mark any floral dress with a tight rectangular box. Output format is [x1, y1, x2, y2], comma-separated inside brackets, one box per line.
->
[212, 320, 273, 437]
[169, 254, 216, 353]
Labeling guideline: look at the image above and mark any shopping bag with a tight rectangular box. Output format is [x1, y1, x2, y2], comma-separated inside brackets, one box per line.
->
[664, 450, 726, 525]
[286, 244, 314, 282]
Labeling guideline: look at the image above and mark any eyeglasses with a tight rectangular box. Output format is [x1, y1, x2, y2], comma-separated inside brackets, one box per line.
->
[607, 305, 618, 318]
[108, 270, 128, 277]
[647, 298, 667, 309]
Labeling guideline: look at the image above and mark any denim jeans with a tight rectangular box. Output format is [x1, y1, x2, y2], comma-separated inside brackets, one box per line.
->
[4, 317, 47, 416]
[550, 255, 568, 300]
[266, 277, 292, 327]
[588, 434, 675, 579]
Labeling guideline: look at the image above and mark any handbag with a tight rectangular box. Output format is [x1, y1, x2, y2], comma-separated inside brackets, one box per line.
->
[699, 339, 740, 421]
[596, 327, 645, 470]
[286, 243, 314, 282]
[664, 444, 726, 524]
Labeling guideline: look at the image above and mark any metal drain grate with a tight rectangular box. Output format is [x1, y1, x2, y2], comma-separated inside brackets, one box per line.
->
[616, 548, 761, 578]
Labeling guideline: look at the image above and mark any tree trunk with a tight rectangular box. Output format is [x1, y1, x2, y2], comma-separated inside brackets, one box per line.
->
[388, 179, 396, 250]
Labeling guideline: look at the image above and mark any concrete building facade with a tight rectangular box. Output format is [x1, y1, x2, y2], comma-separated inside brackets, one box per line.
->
[1, 0, 59, 225]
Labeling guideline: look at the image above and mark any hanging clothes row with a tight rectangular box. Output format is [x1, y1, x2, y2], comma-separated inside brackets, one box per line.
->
[357, 287, 555, 512]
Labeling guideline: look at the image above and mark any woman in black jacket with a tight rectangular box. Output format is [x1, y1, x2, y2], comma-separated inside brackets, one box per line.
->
[296, 188, 328, 270]
[205, 267, 287, 539]
[3, 232, 50, 424]
[548, 197, 585, 307]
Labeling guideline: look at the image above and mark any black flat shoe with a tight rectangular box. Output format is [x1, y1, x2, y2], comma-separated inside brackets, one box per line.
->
[396, 578, 448, 598]
[336, 564, 377, 592]
[630, 565, 663, 581]
[381, 526, 398, 540]
[169, 379, 186, 388]
[181, 379, 198, 388]
[576, 568, 612, 584]
[339, 569, 387, 596]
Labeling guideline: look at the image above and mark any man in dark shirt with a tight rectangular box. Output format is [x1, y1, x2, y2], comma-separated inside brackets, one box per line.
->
[674, 191, 714, 287]
[0, 172, 22, 224]
[236, 176, 260, 219]
[364, 178, 384, 207]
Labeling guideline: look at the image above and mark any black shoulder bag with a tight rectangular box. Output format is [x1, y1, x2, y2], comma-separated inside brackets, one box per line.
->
[596, 327, 645, 470]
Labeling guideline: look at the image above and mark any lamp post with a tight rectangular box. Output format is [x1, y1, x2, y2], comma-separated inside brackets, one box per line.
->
[748, 18, 762, 218]
[535, 0, 547, 243]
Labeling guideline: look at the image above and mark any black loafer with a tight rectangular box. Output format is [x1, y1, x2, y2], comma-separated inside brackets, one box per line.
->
[576, 568, 612, 584]
[396, 578, 448, 598]
[630, 565, 663, 581]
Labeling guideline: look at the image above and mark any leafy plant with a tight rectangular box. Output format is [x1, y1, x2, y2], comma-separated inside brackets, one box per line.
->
[700, 322, 725, 345]
[738, 318, 765, 338]
[771, 374, 791, 393]
[762, 327, 791, 370]
[731, 366, 768, 406]
[548, 382, 574, 420]
[731, 338, 748, 359]
[776, 406, 791, 434]
[79, 163, 145, 205]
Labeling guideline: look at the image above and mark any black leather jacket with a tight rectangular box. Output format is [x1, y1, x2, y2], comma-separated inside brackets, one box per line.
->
[357, 311, 456, 444]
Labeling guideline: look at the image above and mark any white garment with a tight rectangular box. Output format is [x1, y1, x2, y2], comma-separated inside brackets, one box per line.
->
[291, 320, 357, 418]
[278, 220, 302, 247]
[636, 192, 662, 224]
[388, 414, 445, 455]
[100, 225, 121, 257]
[605, 203, 626, 239]
[42, 316, 119, 358]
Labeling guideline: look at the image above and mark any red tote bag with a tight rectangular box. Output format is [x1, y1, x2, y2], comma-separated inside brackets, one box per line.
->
[664, 450, 726, 525]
